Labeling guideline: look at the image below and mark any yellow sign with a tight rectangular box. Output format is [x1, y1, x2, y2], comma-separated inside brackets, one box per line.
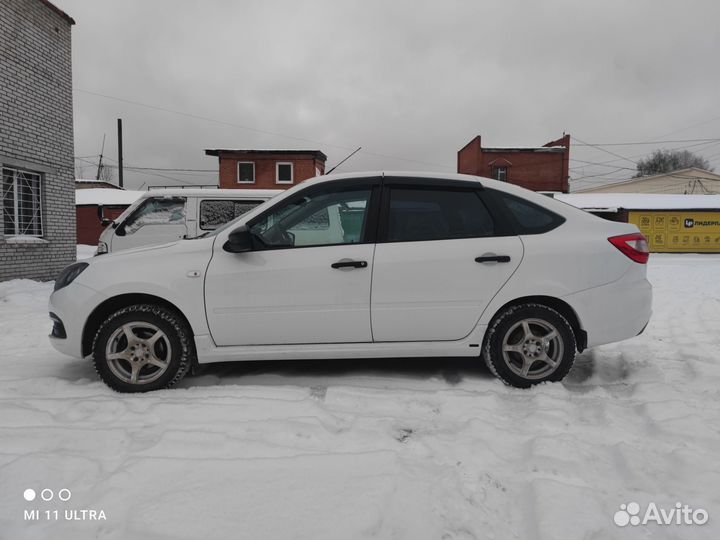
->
[628, 211, 720, 253]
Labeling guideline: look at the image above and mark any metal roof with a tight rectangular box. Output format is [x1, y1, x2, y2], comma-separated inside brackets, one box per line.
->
[205, 149, 328, 161]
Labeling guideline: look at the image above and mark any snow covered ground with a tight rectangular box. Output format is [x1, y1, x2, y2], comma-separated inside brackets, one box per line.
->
[0, 254, 718, 539]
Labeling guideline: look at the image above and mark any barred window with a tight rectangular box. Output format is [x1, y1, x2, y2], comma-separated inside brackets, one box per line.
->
[2, 167, 43, 237]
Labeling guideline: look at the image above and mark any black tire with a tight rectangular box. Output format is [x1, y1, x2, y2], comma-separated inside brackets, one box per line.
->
[92, 304, 194, 392]
[483, 303, 576, 388]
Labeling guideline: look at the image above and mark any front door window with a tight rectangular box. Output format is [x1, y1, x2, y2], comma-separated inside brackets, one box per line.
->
[250, 188, 371, 248]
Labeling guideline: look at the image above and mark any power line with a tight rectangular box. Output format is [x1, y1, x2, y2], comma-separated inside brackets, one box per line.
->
[75, 88, 454, 170]
[75, 157, 213, 187]
[572, 137, 720, 147]
[571, 135, 637, 165]
[569, 139, 720, 179]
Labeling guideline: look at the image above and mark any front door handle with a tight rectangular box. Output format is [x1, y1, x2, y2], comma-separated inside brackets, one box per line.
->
[475, 255, 511, 263]
[331, 260, 368, 269]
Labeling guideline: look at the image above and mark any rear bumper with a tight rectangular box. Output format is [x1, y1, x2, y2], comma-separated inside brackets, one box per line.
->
[563, 266, 652, 348]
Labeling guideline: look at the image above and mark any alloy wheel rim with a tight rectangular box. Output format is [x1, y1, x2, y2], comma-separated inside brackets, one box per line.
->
[501, 318, 563, 380]
[105, 322, 172, 385]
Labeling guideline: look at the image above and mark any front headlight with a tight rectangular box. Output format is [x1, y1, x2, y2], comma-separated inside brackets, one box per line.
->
[54, 262, 89, 292]
[96, 241, 108, 255]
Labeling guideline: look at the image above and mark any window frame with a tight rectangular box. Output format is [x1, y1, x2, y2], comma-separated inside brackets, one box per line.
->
[117, 196, 186, 235]
[199, 199, 267, 231]
[377, 181, 515, 243]
[275, 162, 294, 185]
[484, 188, 566, 235]
[244, 176, 382, 250]
[236, 161, 255, 184]
[492, 166, 508, 182]
[2, 166, 43, 237]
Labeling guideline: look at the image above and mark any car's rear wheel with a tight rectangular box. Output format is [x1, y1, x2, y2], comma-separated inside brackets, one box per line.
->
[92, 304, 193, 392]
[483, 303, 576, 388]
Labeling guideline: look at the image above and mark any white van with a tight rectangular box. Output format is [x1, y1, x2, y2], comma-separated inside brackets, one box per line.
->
[97, 189, 281, 254]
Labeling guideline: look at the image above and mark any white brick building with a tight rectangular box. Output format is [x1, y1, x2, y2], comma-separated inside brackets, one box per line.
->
[0, 0, 75, 281]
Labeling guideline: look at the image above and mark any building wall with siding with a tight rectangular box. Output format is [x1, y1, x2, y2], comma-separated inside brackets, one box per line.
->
[0, 0, 75, 281]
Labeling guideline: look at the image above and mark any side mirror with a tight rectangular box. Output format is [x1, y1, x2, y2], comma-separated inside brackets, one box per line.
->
[223, 225, 253, 253]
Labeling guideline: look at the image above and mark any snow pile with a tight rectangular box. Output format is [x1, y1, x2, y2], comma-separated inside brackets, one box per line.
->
[0, 255, 718, 539]
[557, 192, 720, 211]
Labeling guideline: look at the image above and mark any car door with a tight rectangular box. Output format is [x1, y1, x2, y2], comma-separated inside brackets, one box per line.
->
[111, 196, 188, 251]
[205, 178, 380, 346]
[370, 180, 523, 342]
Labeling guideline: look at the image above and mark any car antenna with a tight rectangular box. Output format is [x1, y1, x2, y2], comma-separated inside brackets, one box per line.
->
[325, 147, 362, 175]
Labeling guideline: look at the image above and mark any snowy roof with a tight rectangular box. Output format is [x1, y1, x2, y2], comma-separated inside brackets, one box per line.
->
[142, 188, 283, 198]
[75, 189, 145, 206]
[556, 193, 720, 211]
[483, 147, 565, 153]
[205, 149, 328, 161]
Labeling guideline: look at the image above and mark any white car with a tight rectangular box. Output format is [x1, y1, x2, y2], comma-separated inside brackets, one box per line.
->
[49, 172, 652, 392]
[97, 188, 282, 254]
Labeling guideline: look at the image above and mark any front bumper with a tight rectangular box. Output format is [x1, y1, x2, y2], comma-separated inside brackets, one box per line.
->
[48, 282, 107, 359]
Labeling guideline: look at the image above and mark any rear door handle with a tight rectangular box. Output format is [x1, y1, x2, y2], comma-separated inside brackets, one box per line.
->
[331, 260, 368, 269]
[475, 255, 511, 263]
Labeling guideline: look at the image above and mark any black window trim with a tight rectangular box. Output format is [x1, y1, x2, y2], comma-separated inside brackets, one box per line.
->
[485, 188, 566, 235]
[244, 176, 382, 251]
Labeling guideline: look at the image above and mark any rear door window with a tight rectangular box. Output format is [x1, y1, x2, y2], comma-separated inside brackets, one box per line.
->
[200, 199, 265, 230]
[386, 188, 494, 242]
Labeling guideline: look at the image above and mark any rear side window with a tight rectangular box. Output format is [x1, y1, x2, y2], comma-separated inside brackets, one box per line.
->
[387, 188, 494, 242]
[200, 199, 264, 230]
[496, 192, 564, 234]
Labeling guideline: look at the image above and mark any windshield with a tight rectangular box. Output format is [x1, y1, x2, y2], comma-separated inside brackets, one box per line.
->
[111, 196, 147, 226]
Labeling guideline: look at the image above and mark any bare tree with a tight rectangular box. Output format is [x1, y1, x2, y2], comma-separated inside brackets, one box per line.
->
[98, 164, 115, 183]
[635, 149, 713, 177]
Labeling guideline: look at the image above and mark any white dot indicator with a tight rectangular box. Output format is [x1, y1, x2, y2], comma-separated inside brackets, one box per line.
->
[23, 489, 36, 502]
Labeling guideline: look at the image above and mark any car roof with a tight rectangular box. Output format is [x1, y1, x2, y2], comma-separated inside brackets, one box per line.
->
[299, 170, 495, 190]
[295, 171, 587, 220]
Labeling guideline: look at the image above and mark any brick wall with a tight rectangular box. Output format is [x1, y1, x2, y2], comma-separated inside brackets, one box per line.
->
[0, 0, 75, 281]
[458, 135, 570, 193]
[211, 152, 326, 190]
[77, 205, 127, 246]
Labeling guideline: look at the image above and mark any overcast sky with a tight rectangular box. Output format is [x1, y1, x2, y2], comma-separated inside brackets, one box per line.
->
[53, 0, 720, 191]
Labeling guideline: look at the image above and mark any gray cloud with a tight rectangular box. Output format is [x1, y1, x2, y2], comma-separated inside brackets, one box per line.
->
[54, 0, 720, 190]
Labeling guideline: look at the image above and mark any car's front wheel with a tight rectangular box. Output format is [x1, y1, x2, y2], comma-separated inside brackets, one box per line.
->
[92, 304, 193, 392]
[483, 303, 576, 388]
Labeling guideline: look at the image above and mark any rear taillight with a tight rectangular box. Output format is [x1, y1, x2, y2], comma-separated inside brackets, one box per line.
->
[608, 233, 649, 264]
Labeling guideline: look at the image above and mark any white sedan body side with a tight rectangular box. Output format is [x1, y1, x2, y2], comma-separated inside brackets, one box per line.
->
[49, 172, 651, 371]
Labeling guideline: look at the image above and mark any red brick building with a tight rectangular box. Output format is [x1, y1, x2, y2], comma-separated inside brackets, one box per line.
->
[457, 135, 570, 192]
[205, 149, 327, 190]
[75, 181, 142, 244]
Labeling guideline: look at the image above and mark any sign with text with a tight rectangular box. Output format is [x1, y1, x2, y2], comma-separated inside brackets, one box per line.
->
[629, 211, 720, 253]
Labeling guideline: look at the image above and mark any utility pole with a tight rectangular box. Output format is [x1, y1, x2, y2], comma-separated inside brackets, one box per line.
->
[96, 134, 106, 180]
[117, 118, 124, 188]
